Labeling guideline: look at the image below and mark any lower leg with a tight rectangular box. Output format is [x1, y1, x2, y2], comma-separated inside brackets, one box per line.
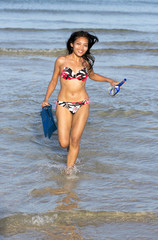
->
[66, 139, 80, 168]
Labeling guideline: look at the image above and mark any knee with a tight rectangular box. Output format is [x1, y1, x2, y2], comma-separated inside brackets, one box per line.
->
[70, 136, 80, 148]
[59, 138, 69, 149]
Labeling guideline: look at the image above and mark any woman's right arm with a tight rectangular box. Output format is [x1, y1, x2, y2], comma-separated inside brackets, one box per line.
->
[41, 57, 62, 107]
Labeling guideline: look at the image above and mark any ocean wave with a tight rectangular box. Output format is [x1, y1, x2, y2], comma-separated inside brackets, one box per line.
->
[0, 27, 148, 34]
[1, 210, 158, 235]
[113, 65, 158, 69]
[98, 109, 157, 118]
[0, 27, 52, 32]
[0, 48, 66, 56]
[103, 40, 157, 46]
[1, 8, 158, 16]
[1, 47, 158, 56]
[94, 48, 158, 54]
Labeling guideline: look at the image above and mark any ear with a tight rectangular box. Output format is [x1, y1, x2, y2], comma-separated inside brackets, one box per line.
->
[70, 42, 73, 48]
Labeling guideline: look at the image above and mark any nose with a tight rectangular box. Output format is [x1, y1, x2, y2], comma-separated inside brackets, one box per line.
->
[80, 45, 85, 51]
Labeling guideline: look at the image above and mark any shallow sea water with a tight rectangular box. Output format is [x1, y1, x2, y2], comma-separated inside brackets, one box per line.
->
[0, 0, 158, 239]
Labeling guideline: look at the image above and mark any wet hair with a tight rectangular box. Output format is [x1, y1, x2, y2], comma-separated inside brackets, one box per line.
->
[66, 30, 99, 71]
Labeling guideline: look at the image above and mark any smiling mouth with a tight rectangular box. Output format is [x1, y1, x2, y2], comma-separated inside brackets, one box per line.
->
[78, 50, 84, 54]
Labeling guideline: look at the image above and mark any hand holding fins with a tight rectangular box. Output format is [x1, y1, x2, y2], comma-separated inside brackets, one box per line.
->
[41, 104, 57, 139]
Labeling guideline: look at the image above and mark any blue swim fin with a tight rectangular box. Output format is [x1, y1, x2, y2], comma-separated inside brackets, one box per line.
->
[41, 104, 57, 138]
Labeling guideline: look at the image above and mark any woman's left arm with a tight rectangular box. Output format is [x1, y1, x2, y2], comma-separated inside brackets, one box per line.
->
[89, 69, 119, 86]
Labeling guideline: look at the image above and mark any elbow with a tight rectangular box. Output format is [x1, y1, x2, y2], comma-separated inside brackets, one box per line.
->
[89, 73, 95, 81]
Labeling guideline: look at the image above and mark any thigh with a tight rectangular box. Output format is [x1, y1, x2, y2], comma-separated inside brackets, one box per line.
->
[71, 103, 89, 141]
[56, 105, 72, 146]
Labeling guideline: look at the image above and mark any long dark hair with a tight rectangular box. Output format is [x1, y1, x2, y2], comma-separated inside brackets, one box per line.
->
[66, 31, 99, 71]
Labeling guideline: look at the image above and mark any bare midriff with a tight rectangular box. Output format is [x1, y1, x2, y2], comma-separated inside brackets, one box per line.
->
[57, 77, 89, 102]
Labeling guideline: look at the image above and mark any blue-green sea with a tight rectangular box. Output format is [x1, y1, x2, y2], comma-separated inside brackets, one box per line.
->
[0, 0, 158, 239]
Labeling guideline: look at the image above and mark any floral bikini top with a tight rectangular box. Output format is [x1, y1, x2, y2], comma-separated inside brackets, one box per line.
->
[60, 67, 88, 81]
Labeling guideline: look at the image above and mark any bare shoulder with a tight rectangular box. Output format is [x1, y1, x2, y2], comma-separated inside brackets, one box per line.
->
[56, 56, 67, 66]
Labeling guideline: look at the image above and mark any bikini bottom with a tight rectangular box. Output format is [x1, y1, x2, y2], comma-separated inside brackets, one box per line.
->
[57, 99, 90, 114]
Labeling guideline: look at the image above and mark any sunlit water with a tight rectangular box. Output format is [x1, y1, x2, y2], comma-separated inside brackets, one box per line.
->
[0, 0, 158, 239]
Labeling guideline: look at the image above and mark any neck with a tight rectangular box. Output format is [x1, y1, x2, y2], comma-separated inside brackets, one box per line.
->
[70, 53, 82, 63]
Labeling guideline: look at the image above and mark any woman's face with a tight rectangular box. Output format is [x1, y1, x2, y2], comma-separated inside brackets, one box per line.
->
[71, 37, 88, 57]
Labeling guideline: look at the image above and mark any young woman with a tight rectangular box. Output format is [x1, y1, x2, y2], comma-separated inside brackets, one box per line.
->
[41, 31, 119, 174]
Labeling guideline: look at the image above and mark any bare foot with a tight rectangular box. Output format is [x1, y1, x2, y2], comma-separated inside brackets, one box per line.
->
[65, 166, 74, 175]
